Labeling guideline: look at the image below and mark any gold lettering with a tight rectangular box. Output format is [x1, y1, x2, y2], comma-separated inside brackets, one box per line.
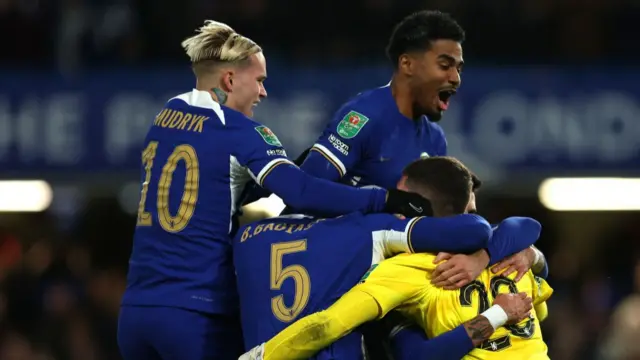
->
[253, 224, 265, 236]
[154, 109, 169, 126]
[177, 113, 192, 130]
[192, 116, 208, 133]
[161, 110, 177, 127]
[168, 111, 184, 128]
[263, 223, 274, 232]
[285, 224, 297, 234]
[241, 226, 252, 242]
[274, 223, 287, 231]
[294, 224, 305, 232]
[187, 115, 203, 131]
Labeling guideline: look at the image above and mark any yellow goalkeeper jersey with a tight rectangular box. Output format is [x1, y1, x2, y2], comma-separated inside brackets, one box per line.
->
[356, 253, 553, 360]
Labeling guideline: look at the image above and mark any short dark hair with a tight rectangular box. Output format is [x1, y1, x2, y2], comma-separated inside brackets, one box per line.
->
[402, 156, 476, 214]
[386, 10, 465, 68]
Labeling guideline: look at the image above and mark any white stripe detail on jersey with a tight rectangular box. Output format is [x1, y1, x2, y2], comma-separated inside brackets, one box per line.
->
[370, 220, 415, 265]
[171, 89, 226, 125]
[311, 143, 347, 176]
[251, 158, 294, 186]
[229, 155, 253, 233]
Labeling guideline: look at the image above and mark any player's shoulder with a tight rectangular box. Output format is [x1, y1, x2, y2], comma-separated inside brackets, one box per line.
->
[423, 117, 446, 139]
[382, 253, 438, 271]
[235, 215, 311, 245]
[168, 89, 259, 128]
[167, 89, 225, 121]
[334, 86, 392, 123]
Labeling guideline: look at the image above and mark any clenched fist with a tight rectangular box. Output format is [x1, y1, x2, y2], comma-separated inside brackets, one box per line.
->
[493, 292, 532, 324]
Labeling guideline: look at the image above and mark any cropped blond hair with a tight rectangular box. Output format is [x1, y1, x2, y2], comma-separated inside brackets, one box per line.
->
[181, 20, 262, 75]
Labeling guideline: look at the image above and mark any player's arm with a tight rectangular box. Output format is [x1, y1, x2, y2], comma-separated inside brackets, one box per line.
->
[241, 289, 380, 360]
[530, 245, 549, 278]
[240, 261, 424, 360]
[430, 217, 543, 289]
[376, 215, 492, 257]
[487, 217, 542, 265]
[383, 293, 533, 360]
[236, 125, 430, 217]
[380, 315, 493, 360]
[300, 107, 376, 181]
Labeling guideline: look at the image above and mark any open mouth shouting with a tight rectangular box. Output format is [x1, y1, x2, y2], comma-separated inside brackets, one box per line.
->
[437, 88, 457, 111]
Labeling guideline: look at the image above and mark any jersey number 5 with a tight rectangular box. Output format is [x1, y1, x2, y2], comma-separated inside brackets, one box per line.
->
[137, 141, 199, 233]
[270, 240, 311, 322]
[460, 276, 535, 352]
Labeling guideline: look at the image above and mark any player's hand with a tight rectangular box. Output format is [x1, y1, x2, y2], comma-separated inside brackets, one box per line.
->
[384, 189, 434, 217]
[491, 247, 536, 282]
[493, 293, 533, 324]
[431, 250, 490, 290]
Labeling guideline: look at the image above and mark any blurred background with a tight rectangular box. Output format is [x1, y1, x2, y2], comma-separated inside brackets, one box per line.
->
[1, 0, 640, 359]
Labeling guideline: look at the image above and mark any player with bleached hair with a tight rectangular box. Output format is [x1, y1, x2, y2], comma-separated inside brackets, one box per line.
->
[117, 20, 432, 360]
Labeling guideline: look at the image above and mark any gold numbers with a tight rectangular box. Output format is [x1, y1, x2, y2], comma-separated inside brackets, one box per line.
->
[136, 141, 200, 233]
[270, 240, 311, 322]
[137, 142, 158, 226]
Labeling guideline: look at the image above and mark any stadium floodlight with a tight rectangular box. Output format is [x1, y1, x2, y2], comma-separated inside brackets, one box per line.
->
[539, 177, 640, 211]
[0, 180, 53, 212]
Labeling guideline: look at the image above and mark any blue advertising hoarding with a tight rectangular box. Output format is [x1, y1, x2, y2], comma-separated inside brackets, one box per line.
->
[0, 66, 639, 178]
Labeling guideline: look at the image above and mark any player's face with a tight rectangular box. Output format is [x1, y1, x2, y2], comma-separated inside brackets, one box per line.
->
[465, 192, 477, 214]
[229, 52, 268, 117]
[411, 40, 463, 122]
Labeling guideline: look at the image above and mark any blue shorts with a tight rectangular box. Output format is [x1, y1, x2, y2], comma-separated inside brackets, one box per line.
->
[118, 306, 244, 360]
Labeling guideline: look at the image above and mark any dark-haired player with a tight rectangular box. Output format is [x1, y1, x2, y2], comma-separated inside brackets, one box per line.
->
[297, 10, 463, 191]
[287, 11, 547, 358]
[237, 157, 541, 360]
[118, 20, 433, 360]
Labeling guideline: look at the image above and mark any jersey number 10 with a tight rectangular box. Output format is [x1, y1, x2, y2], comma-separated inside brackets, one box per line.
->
[136, 141, 199, 233]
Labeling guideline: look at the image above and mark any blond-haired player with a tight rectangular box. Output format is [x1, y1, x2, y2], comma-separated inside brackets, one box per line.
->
[118, 20, 432, 360]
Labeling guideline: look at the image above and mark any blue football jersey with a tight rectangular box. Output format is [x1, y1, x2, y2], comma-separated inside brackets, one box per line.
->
[121, 89, 293, 315]
[301, 85, 447, 190]
[233, 212, 427, 358]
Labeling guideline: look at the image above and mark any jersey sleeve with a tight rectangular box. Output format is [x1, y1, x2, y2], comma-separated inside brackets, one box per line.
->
[531, 274, 553, 322]
[355, 257, 427, 318]
[262, 286, 381, 359]
[234, 124, 293, 186]
[234, 124, 387, 216]
[370, 214, 492, 259]
[300, 107, 376, 181]
[487, 217, 542, 265]
[532, 275, 553, 305]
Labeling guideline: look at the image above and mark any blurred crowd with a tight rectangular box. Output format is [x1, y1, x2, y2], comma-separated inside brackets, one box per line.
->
[1, 0, 639, 70]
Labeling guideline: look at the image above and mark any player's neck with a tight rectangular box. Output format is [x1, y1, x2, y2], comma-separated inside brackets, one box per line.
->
[195, 79, 227, 105]
[390, 77, 415, 120]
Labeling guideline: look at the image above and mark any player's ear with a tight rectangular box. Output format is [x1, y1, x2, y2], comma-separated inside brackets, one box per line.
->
[399, 54, 413, 76]
[221, 71, 234, 92]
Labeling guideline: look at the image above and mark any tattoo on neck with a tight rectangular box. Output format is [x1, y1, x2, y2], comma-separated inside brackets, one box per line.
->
[212, 88, 227, 104]
[464, 316, 494, 346]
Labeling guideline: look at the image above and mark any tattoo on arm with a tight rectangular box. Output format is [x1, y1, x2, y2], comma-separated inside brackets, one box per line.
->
[211, 88, 228, 105]
[463, 315, 495, 346]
